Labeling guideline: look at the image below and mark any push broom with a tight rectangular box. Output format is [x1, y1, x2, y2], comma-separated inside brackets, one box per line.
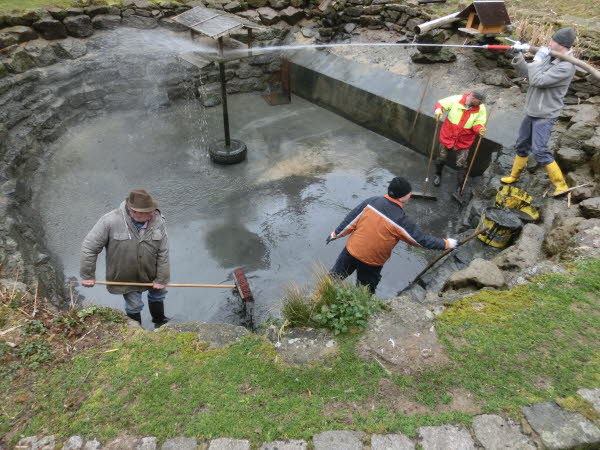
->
[75, 268, 254, 302]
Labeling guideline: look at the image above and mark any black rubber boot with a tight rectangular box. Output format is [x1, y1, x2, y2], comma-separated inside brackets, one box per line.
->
[433, 162, 444, 187]
[148, 302, 169, 328]
[127, 312, 142, 325]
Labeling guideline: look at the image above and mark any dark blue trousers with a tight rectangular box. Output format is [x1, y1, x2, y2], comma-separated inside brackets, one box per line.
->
[330, 247, 383, 294]
[515, 115, 556, 166]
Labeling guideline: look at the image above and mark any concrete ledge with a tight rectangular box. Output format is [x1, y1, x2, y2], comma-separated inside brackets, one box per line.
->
[288, 49, 519, 175]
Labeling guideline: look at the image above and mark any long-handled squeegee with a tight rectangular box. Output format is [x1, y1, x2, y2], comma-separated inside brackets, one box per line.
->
[411, 118, 441, 201]
[77, 268, 254, 302]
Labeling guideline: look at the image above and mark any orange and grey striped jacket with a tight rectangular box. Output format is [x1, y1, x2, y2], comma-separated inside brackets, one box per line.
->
[332, 195, 449, 266]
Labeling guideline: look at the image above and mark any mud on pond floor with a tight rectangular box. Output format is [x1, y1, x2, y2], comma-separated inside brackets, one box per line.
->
[34, 93, 461, 327]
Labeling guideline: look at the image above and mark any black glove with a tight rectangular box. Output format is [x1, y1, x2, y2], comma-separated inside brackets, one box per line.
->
[325, 231, 336, 245]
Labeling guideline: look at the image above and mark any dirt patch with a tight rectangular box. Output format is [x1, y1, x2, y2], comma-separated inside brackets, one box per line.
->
[323, 379, 481, 417]
[533, 377, 554, 391]
[435, 388, 482, 414]
[376, 378, 431, 415]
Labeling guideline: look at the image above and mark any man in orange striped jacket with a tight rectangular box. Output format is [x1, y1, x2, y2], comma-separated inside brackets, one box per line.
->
[327, 177, 457, 294]
[433, 91, 487, 190]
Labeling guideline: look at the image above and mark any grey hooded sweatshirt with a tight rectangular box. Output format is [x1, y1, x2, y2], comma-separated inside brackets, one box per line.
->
[512, 53, 576, 119]
[80, 201, 170, 295]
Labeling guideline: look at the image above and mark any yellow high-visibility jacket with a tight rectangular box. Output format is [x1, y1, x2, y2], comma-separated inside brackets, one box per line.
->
[435, 93, 487, 150]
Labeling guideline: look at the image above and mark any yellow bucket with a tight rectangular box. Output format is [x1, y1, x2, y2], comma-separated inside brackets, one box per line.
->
[495, 185, 539, 222]
[477, 207, 523, 248]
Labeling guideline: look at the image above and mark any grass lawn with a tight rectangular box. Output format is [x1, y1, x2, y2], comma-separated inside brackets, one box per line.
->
[433, 0, 600, 19]
[0, 0, 124, 13]
[0, 0, 73, 11]
[1, 259, 599, 446]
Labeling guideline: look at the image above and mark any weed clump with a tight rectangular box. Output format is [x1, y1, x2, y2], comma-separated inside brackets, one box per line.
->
[281, 271, 382, 335]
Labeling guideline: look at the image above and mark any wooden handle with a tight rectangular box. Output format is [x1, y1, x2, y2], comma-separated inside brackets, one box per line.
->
[529, 45, 600, 81]
[78, 281, 236, 288]
[410, 227, 489, 283]
[408, 76, 432, 143]
[460, 108, 493, 195]
[424, 118, 441, 194]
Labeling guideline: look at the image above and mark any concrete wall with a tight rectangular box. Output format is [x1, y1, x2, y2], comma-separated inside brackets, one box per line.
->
[288, 50, 514, 176]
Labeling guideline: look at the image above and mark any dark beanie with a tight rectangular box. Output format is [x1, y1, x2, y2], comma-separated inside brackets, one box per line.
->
[471, 90, 486, 103]
[388, 177, 412, 199]
[552, 27, 576, 49]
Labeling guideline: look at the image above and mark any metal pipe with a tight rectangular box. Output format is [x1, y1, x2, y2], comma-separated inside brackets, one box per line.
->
[415, 12, 460, 34]
[219, 61, 231, 148]
[217, 37, 231, 148]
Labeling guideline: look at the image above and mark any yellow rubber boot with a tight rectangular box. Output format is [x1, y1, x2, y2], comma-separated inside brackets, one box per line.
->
[545, 161, 569, 196]
[500, 155, 528, 184]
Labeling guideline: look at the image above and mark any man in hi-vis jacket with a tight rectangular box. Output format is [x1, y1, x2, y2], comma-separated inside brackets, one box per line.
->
[327, 177, 457, 294]
[433, 91, 487, 191]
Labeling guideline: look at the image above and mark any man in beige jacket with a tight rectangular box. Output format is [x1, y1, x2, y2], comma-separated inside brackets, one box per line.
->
[80, 189, 170, 328]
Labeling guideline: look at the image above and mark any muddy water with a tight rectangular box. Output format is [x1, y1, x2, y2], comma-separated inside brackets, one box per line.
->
[35, 94, 458, 326]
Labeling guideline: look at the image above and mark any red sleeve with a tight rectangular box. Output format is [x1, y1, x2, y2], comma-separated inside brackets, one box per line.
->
[472, 124, 483, 133]
[434, 102, 442, 111]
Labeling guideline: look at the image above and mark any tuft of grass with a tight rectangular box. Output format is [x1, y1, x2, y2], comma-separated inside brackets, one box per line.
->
[281, 270, 382, 334]
[280, 283, 313, 327]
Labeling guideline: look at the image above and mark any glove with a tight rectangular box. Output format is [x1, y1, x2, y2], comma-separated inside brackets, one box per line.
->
[511, 41, 530, 53]
[447, 238, 458, 249]
[533, 46, 550, 62]
[435, 108, 443, 121]
[478, 126, 486, 136]
[82, 279, 95, 287]
[326, 231, 336, 245]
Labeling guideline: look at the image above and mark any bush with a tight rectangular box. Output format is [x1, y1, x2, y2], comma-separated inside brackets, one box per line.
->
[313, 283, 381, 335]
[281, 272, 382, 335]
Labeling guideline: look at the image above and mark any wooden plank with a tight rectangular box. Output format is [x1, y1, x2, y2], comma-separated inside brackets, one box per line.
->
[552, 183, 591, 198]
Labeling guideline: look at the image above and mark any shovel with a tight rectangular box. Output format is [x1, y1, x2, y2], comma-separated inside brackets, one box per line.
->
[398, 227, 488, 294]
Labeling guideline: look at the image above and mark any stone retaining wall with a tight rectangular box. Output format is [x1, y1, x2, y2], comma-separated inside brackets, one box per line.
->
[0, 9, 282, 303]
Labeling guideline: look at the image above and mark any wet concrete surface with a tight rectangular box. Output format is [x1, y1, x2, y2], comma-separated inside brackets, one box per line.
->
[35, 93, 459, 326]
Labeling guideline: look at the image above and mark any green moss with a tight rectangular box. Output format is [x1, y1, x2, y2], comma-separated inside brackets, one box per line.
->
[439, 286, 534, 327]
[556, 395, 600, 425]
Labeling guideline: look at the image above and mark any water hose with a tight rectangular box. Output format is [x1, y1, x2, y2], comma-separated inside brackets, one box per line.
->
[225, 42, 600, 81]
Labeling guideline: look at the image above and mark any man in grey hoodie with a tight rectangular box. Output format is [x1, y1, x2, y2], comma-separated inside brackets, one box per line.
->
[500, 27, 577, 195]
[80, 189, 170, 328]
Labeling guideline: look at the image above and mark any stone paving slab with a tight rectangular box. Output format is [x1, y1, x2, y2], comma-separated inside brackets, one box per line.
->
[63, 436, 84, 450]
[472, 415, 535, 450]
[578, 388, 600, 414]
[16, 435, 56, 449]
[208, 438, 251, 450]
[523, 401, 600, 450]
[418, 425, 476, 450]
[83, 438, 102, 450]
[260, 439, 308, 449]
[161, 437, 197, 450]
[313, 430, 365, 450]
[371, 433, 415, 450]
[104, 437, 156, 449]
